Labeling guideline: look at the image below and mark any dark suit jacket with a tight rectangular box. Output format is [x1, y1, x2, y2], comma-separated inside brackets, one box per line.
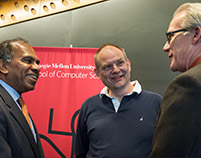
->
[0, 85, 44, 158]
[150, 63, 201, 157]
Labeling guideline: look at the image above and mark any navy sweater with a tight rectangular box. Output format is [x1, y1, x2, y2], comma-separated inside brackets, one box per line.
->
[75, 90, 162, 158]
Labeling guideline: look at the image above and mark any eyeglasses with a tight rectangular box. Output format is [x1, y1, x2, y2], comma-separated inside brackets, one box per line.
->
[166, 28, 188, 43]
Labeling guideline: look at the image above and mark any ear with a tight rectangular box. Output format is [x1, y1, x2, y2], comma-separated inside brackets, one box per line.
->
[127, 59, 131, 72]
[0, 59, 9, 74]
[192, 26, 201, 44]
[94, 68, 100, 79]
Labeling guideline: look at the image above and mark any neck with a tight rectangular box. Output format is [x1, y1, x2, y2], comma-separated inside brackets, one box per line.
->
[190, 56, 201, 69]
[108, 82, 134, 101]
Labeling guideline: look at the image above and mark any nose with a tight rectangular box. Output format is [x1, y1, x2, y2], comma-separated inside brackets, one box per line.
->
[163, 41, 170, 52]
[112, 64, 120, 73]
[32, 62, 41, 73]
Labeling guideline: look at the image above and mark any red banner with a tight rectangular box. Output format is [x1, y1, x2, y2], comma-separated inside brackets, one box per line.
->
[23, 47, 104, 158]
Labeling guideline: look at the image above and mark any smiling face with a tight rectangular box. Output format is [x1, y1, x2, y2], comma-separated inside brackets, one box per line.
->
[94, 45, 131, 93]
[4, 42, 40, 94]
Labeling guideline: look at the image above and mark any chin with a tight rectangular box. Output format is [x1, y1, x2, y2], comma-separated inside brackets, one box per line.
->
[170, 68, 177, 72]
[25, 85, 36, 92]
[115, 84, 126, 89]
[170, 64, 177, 72]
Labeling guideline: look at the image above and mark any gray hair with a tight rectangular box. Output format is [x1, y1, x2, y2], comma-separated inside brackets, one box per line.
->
[0, 37, 31, 62]
[174, 3, 201, 30]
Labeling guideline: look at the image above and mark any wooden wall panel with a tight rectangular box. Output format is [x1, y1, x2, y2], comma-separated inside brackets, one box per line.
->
[0, 0, 106, 28]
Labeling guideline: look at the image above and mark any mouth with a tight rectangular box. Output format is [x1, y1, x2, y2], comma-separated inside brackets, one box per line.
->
[27, 74, 39, 82]
[168, 54, 173, 59]
[111, 75, 124, 81]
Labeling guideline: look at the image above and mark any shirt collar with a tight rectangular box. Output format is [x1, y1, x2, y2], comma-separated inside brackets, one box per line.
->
[100, 80, 142, 98]
[0, 79, 20, 102]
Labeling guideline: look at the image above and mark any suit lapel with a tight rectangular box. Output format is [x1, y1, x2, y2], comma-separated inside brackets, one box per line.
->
[0, 85, 41, 158]
[30, 115, 44, 157]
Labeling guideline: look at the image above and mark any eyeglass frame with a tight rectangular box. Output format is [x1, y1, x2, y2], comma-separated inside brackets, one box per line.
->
[166, 28, 188, 43]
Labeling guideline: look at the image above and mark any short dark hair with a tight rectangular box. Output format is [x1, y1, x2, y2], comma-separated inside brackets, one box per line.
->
[0, 37, 31, 62]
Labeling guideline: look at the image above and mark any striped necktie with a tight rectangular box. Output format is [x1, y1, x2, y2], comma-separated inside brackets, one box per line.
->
[17, 97, 31, 128]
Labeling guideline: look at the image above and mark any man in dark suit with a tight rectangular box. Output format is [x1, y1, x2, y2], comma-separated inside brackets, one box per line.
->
[150, 3, 201, 157]
[0, 38, 44, 158]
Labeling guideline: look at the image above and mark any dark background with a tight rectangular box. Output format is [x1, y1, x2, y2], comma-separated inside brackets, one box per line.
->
[1, 0, 200, 95]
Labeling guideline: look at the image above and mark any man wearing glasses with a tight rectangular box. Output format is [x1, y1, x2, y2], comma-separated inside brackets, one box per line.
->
[150, 3, 201, 157]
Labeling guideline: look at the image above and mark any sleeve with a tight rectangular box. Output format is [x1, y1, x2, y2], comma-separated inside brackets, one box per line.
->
[150, 74, 201, 157]
[154, 93, 162, 116]
[75, 102, 89, 158]
[0, 107, 12, 158]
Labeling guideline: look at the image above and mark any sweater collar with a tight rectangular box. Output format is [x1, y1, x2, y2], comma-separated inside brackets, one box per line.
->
[100, 80, 142, 99]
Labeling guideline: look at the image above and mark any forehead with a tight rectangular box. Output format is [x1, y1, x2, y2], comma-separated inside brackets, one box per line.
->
[168, 11, 186, 31]
[98, 46, 124, 62]
[12, 42, 38, 59]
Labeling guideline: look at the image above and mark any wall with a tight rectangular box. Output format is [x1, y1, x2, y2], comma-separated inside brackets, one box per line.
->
[0, 0, 200, 94]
